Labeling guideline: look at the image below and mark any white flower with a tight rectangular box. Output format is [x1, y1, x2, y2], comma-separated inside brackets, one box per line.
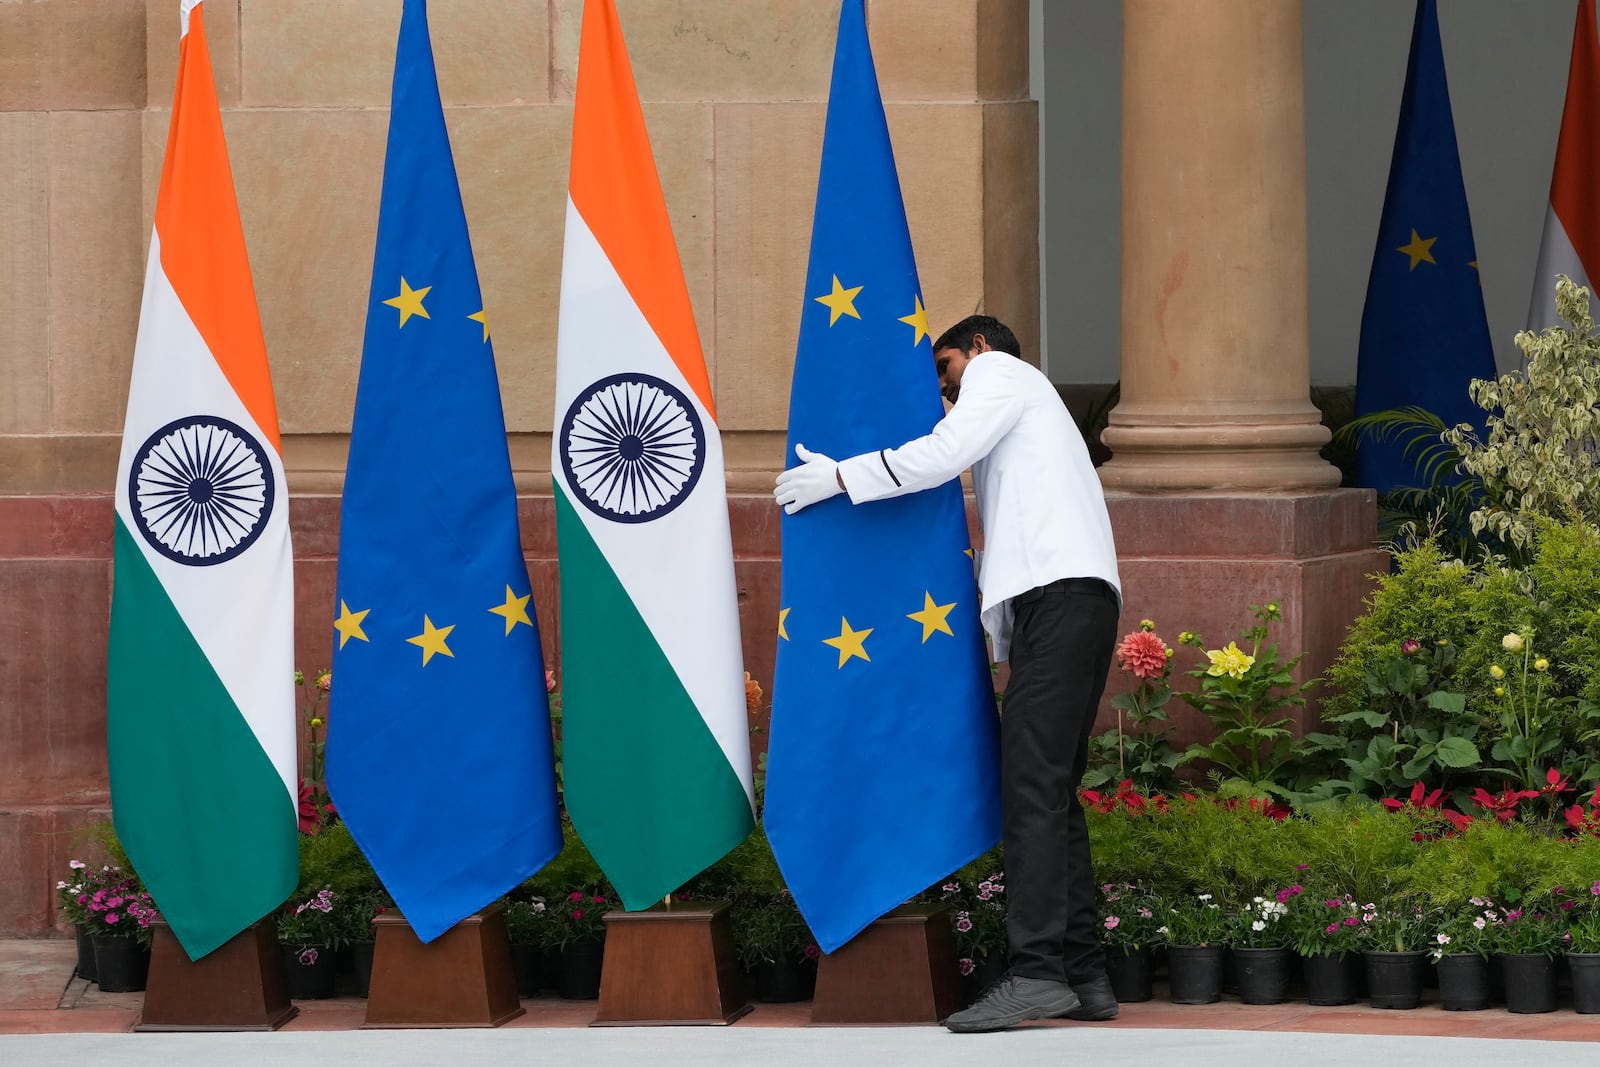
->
[1157, 926, 1169, 936]
[1198, 894, 1212, 902]
[55, 881, 67, 890]
[69, 860, 86, 871]
[1251, 920, 1266, 932]
[1436, 934, 1451, 945]
[1252, 896, 1265, 904]
[1503, 632, 1525, 653]
[1473, 918, 1487, 930]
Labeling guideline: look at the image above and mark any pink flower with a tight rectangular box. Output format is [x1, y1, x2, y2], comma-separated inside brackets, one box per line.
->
[1116, 630, 1169, 680]
[591, 895, 606, 905]
[1344, 917, 1361, 927]
[1104, 916, 1121, 930]
[69, 860, 86, 871]
[104, 912, 120, 924]
[572, 909, 585, 921]
[956, 917, 973, 933]
[959, 957, 975, 976]
[942, 883, 960, 895]
[569, 891, 584, 902]
[545, 670, 557, 693]
[804, 944, 821, 960]
[1326, 923, 1339, 934]
[298, 948, 319, 966]
[1400, 639, 1421, 654]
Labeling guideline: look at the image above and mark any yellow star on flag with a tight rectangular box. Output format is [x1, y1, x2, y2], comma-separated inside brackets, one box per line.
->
[814, 275, 863, 326]
[488, 585, 532, 635]
[778, 607, 791, 641]
[898, 294, 930, 347]
[333, 600, 370, 650]
[406, 615, 456, 666]
[383, 276, 432, 327]
[1396, 229, 1437, 271]
[468, 308, 489, 342]
[907, 592, 956, 643]
[823, 617, 873, 668]
[963, 548, 975, 559]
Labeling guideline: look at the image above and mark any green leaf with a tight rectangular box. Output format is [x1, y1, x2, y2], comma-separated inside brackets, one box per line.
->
[1424, 691, 1467, 716]
[1332, 709, 1391, 729]
[1432, 736, 1481, 769]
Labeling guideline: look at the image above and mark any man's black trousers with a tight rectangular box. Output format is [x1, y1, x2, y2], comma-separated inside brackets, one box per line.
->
[1000, 577, 1120, 984]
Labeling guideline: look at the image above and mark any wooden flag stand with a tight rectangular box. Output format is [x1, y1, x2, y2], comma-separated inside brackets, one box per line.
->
[810, 903, 961, 1025]
[135, 918, 296, 1031]
[363, 903, 523, 1028]
[593, 899, 751, 1025]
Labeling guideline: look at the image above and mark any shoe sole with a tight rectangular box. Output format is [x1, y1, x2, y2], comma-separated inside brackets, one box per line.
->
[1065, 1005, 1120, 1021]
[944, 999, 1079, 1034]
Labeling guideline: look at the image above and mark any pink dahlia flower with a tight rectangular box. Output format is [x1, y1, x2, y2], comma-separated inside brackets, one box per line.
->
[1116, 630, 1169, 680]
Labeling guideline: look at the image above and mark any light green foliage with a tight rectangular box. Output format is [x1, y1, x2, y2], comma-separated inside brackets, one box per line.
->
[1445, 276, 1600, 548]
[522, 816, 608, 900]
[296, 821, 384, 899]
[1398, 820, 1576, 908]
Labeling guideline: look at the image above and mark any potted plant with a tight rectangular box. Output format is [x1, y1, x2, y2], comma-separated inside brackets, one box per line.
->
[1161, 893, 1229, 1004]
[555, 891, 611, 999]
[55, 859, 105, 984]
[1359, 898, 1432, 1009]
[939, 873, 1007, 999]
[1566, 888, 1600, 1014]
[344, 892, 388, 998]
[1428, 899, 1497, 1011]
[276, 887, 359, 999]
[81, 872, 157, 993]
[1289, 893, 1366, 1005]
[1097, 883, 1165, 1003]
[1229, 889, 1296, 1004]
[504, 897, 561, 997]
[1489, 905, 1564, 1014]
[730, 896, 820, 1003]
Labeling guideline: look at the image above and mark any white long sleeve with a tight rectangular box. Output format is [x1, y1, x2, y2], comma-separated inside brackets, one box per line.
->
[836, 355, 1021, 502]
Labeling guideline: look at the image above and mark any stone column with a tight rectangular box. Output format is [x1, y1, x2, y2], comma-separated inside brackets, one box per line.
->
[1100, 0, 1339, 491]
[1095, 0, 1383, 746]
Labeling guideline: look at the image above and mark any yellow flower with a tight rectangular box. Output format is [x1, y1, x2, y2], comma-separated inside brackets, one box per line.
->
[1489, 665, 1505, 680]
[1178, 631, 1196, 645]
[1139, 619, 1155, 632]
[310, 717, 323, 728]
[1494, 686, 1506, 698]
[1205, 641, 1256, 680]
[1502, 633, 1524, 653]
[1165, 646, 1175, 658]
[1535, 658, 1550, 672]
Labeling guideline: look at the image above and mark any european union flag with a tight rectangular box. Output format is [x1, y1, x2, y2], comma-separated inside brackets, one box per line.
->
[1355, 0, 1496, 493]
[325, 0, 561, 943]
[764, 0, 1002, 953]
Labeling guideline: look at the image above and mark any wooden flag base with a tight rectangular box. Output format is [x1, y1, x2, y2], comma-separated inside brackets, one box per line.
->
[135, 918, 296, 1032]
[593, 900, 751, 1025]
[363, 904, 523, 1028]
[811, 904, 961, 1025]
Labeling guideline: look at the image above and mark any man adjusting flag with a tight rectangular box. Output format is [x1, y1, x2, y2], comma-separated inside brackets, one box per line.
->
[764, 0, 1002, 952]
[1529, 0, 1600, 328]
[325, 0, 561, 943]
[1353, 0, 1496, 493]
[553, 0, 754, 910]
[109, 0, 298, 960]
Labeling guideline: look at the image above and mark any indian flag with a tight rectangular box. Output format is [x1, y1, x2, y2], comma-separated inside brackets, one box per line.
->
[553, 0, 754, 910]
[108, 0, 298, 961]
[1530, 0, 1600, 328]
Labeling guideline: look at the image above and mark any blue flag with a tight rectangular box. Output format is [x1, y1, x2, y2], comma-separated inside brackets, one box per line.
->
[325, 0, 561, 943]
[764, 0, 1002, 953]
[1355, 0, 1496, 492]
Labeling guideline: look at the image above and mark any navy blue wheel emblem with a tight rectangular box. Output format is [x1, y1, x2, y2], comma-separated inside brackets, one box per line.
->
[128, 414, 275, 566]
[559, 372, 705, 523]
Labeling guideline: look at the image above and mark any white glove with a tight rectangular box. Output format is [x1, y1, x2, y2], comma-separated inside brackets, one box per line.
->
[774, 443, 844, 514]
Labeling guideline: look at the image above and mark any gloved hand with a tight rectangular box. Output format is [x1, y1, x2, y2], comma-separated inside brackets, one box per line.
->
[774, 443, 844, 514]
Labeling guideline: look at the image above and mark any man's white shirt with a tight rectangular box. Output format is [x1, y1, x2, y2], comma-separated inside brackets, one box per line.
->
[836, 350, 1121, 662]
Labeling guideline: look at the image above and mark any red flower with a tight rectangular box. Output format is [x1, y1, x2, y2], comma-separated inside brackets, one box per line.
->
[1540, 768, 1573, 797]
[568, 891, 584, 902]
[1115, 630, 1169, 680]
[1470, 786, 1538, 823]
[1382, 781, 1445, 812]
[297, 781, 322, 834]
[572, 909, 585, 921]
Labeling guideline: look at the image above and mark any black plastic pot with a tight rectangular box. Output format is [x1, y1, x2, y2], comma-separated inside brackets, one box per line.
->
[1363, 949, 1426, 1009]
[509, 943, 545, 997]
[559, 940, 605, 999]
[281, 943, 338, 999]
[73, 925, 97, 984]
[1436, 953, 1490, 1011]
[90, 935, 149, 993]
[1568, 953, 1600, 1014]
[1167, 945, 1224, 1004]
[750, 956, 818, 1003]
[1104, 944, 1155, 1003]
[1232, 946, 1291, 1005]
[1300, 951, 1358, 1006]
[1500, 952, 1557, 1014]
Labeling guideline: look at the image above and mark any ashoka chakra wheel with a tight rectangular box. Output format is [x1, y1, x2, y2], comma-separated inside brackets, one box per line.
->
[558, 373, 705, 523]
[128, 414, 275, 566]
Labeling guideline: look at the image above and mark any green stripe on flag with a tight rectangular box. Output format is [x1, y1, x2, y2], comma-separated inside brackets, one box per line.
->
[554, 488, 754, 909]
[108, 517, 297, 960]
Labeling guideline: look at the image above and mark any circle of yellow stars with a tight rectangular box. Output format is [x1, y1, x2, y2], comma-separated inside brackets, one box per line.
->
[1395, 228, 1477, 278]
[334, 585, 536, 668]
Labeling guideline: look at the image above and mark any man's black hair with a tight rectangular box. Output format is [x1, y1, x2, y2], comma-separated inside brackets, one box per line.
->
[932, 315, 1021, 360]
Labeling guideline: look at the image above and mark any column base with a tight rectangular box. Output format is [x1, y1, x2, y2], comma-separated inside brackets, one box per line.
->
[135, 919, 296, 1032]
[811, 904, 962, 1025]
[592, 901, 751, 1025]
[1104, 488, 1385, 743]
[1099, 414, 1341, 491]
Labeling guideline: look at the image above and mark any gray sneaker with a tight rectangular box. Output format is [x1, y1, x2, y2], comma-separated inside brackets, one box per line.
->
[943, 975, 1080, 1033]
[1065, 974, 1120, 1020]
